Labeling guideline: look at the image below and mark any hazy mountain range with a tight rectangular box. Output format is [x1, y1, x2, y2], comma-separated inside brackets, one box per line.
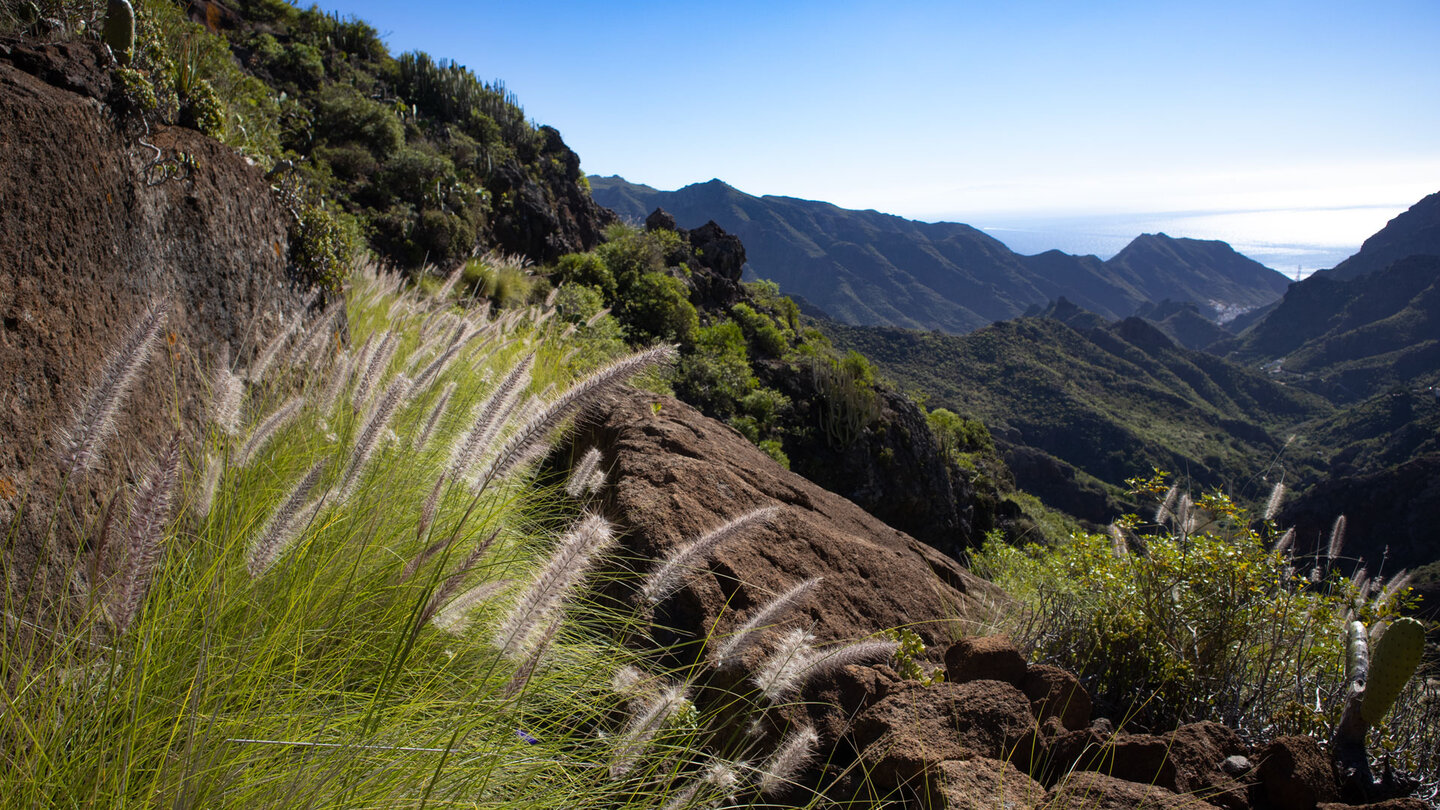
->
[590, 176, 1292, 332]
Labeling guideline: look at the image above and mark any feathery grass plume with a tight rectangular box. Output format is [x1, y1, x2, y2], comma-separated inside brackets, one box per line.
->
[795, 639, 900, 687]
[585, 307, 612, 328]
[412, 329, 467, 393]
[1155, 484, 1179, 525]
[110, 433, 182, 634]
[402, 515, 500, 586]
[711, 577, 822, 671]
[1327, 515, 1348, 561]
[609, 683, 688, 779]
[494, 513, 615, 660]
[1378, 570, 1413, 609]
[210, 364, 244, 436]
[351, 331, 398, 412]
[418, 527, 503, 619]
[756, 724, 820, 797]
[1263, 481, 1286, 522]
[247, 314, 299, 383]
[1108, 524, 1128, 559]
[336, 375, 411, 502]
[1273, 527, 1296, 555]
[448, 352, 535, 481]
[585, 467, 608, 495]
[236, 396, 304, 467]
[753, 628, 817, 702]
[290, 305, 341, 371]
[60, 298, 169, 476]
[246, 459, 328, 577]
[1174, 493, 1194, 535]
[415, 475, 443, 544]
[501, 614, 564, 699]
[474, 345, 679, 490]
[433, 262, 466, 303]
[193, 452, 223, 518]
[415, 381, 456, 451]
[431, 579, 512, 635]
[566, 447, 604, 499]
[641, 506, 780, 606]
[317, 350, 353, 415]
[663, 760, 742, 810]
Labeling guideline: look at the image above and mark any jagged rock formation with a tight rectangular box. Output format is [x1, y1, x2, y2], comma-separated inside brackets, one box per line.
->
[0, 39, 307, 594]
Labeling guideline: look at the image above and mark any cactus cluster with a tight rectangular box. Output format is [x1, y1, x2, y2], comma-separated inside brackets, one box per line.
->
[1332, 615, 1428, 795]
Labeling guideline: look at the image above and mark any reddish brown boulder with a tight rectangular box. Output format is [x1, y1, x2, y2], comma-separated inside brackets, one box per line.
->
[1044, 771, 1220, 809]
[1258, 736, 1340, 810]
[851, 679, 1040, 790]
[1022, 664, 1092, 730]
[1041, 721, 1246, 808]
[934, 758, 1045, 810]
[579, 392, 1002, 653]
[945, 635, 1028, 687]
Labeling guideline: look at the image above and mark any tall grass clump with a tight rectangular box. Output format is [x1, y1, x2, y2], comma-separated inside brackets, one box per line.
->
[971, 470, 1438, 783]
[2, 263, 907, 808]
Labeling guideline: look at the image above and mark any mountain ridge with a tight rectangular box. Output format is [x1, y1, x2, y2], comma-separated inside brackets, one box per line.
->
[590, 175, 1292, 334]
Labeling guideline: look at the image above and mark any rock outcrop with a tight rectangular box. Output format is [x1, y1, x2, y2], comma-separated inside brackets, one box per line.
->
[578, 391, 1001, 653]
[0, 39, 307, 597]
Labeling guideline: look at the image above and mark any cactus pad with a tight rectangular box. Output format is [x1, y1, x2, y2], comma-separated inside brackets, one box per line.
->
[1361, 617, 1425, 726]
[103, 0, 136, 66]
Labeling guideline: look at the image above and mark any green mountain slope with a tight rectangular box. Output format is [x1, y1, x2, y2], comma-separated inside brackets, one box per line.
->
[823, 313, 1331, 521]
[590, 175, 1291, 333]
[1218, 255, 1440, 403]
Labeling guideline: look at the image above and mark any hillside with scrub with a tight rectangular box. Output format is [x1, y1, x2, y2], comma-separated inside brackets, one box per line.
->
[1, 1, 1438, 808]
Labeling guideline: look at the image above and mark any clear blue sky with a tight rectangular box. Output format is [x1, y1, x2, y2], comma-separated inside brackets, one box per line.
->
[317, 0, 1440, 269]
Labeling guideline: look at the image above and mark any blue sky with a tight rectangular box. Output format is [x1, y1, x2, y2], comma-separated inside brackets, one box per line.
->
[317, 1, 1440, 270]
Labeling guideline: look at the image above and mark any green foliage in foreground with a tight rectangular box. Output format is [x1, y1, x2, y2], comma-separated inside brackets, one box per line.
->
[3, 268, 914, 807]
[971, 474, 1439, 780]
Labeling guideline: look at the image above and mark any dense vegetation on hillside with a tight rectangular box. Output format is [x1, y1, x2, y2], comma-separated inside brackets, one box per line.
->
[824, 310, 1331, 521]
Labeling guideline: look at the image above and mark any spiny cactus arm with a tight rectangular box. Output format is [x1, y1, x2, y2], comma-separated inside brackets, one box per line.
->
[1331, 620, 1374, 793]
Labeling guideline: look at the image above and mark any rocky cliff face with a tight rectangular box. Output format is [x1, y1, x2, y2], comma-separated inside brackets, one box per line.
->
[0, 39, 307, 597]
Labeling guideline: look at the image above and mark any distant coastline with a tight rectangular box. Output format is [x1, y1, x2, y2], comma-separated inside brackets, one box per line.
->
[963, 205, 1409, 279]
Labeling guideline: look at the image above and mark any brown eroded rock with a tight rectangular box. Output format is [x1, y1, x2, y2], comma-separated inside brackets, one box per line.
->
[1258, 736, 1340, 810]
[579, 392, 1001, 653]
[934, 757, 1046, 810]
[1044, 771, 1220, 809]
[1042, 721, 1247, 808]
[850, 679, 1040, 791]
[0, 41, 306, 604]
[1022, 664, 1092, 731]
[945, 635, 1028, 687]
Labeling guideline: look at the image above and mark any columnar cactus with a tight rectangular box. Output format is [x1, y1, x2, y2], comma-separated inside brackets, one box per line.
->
[103, 0, 135, 66]
[1332, 617, 1426, 796]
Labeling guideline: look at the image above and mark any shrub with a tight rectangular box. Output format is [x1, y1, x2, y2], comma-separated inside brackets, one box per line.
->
[970, 476, 1420, 740]
[553, 252, 617, 300]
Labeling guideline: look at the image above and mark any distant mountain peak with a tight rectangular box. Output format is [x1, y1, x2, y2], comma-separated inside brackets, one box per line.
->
[590, 174, 1294, 333]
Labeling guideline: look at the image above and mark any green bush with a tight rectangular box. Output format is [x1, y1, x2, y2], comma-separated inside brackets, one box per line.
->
[970, 479, 1418, 736]
[730, 302, 790, 358]
[553, 252, 617, 300]
[289, 196, 359, 293]
[616, 272, 697, 345]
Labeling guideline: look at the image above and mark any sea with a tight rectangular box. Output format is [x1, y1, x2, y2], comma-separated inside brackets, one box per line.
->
[966, 205, 1408, 281]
